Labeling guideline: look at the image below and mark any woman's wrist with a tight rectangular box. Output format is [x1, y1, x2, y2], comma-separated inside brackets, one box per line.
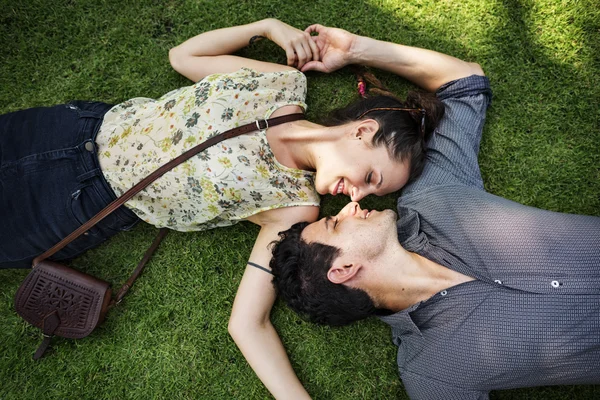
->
[258, 18, 277, 40]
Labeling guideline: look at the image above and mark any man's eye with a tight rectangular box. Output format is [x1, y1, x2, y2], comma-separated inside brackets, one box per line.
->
[366, 171, 373, 184]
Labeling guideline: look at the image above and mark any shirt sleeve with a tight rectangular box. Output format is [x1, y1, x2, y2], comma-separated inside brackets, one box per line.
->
[402, 75, 492, 195]
[401, 370, 490, 400]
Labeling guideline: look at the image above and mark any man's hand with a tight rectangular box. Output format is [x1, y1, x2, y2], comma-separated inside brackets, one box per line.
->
[301, 24, 358, 73]
[263, 19, 320, 70]
[303, 24, 484, 92]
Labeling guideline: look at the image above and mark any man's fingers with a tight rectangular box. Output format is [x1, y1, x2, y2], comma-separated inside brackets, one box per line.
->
[304, 24, 324, 34]
[301, 61, 327, 73]
[309, 35, 324, 51]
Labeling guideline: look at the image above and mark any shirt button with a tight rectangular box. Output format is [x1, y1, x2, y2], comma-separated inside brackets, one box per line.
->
[440, 290, 448, 296]
[85, 141, 95, 152]
[494, 279, 503, 284]
[551, 280, 560, 288]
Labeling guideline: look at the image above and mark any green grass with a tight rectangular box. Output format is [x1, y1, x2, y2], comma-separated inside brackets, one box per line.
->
[1, 0, 599, 398]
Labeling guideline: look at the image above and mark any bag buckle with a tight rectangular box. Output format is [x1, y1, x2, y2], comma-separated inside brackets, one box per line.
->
[255, 119, 269, 131]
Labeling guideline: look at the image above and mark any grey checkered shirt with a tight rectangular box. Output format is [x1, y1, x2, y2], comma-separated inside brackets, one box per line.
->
[379, 75, 600, 399]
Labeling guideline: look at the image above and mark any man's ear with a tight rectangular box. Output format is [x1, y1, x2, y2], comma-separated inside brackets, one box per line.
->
[327, 261, 362, 284]
[353, 119, 379, 142]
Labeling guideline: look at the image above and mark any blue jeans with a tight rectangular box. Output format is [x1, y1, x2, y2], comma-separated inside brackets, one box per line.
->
[0, 101, 140, 269]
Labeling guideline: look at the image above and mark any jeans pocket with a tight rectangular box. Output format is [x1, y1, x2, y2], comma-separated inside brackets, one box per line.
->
[58, 183, 123, 260]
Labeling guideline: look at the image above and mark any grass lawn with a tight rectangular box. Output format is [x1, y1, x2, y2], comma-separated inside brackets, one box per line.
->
[1, 0, 599, 399]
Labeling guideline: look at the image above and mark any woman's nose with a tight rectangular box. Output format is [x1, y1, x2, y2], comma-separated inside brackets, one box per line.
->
[350, 187, 364, 202]
[350, 186, 374, 202]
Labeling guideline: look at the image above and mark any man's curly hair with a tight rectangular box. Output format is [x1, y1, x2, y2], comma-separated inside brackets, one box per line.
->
[269, 222, 376, 326]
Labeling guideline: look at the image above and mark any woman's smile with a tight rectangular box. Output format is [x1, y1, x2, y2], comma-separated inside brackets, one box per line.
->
[333, 178, 346, 195]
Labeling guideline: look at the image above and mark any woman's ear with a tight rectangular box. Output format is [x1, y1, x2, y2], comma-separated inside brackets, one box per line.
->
[327, 262, 362, 284]
[353, 119, 380, 142]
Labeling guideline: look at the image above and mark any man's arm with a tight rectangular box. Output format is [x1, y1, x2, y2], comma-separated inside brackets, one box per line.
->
[302, 24, 483, 92]
[302, 24, 491, 191]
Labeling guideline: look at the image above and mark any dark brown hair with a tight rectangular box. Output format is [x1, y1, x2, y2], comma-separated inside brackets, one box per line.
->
[324, 68, 445, 182]
[270, 222, 376, 326]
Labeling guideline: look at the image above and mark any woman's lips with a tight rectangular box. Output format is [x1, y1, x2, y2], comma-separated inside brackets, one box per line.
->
[333, 178, 345, 195]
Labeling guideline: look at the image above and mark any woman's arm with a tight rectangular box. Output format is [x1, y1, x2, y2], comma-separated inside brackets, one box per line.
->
[229, 206, 319, 399]
[301, 24, 483, 92]
[169, 19, 319, 82]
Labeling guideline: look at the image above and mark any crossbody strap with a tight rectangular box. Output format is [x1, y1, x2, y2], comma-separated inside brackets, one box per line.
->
[33, 113, 306, 266]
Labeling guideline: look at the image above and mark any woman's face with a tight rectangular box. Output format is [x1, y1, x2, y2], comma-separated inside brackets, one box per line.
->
[314, 123, 411, 201]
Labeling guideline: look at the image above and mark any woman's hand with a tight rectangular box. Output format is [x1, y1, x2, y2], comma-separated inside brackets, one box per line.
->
[169, 19, 304, 82]
[300, 24, 358, 73]
[263, 19, 320, 70]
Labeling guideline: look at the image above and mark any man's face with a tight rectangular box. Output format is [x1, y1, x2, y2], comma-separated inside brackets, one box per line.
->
[301, 202, 398, 263]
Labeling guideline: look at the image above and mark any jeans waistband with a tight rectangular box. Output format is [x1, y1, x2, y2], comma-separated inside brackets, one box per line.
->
[69, 101, 139, 228]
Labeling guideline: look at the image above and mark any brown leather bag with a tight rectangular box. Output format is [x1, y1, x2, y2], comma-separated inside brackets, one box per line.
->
[14, 114, 305, 359]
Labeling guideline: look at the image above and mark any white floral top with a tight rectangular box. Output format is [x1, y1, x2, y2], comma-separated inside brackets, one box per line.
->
[96, 68, 319, 231]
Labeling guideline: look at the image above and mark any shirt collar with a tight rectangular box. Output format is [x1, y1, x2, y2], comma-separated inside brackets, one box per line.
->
[378, 302, 423, 338]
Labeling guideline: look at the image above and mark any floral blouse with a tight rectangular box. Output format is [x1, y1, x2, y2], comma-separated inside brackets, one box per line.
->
[96, 68, 319, 231]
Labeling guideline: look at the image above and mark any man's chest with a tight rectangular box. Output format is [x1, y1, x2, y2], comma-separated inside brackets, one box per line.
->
[396, 286, 600, 389]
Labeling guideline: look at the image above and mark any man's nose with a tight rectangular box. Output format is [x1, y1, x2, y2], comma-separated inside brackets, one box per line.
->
[337, 202, 361, 218]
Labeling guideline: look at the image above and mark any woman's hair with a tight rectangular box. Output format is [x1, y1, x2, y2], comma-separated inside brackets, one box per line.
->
[323, 68, 445, 183]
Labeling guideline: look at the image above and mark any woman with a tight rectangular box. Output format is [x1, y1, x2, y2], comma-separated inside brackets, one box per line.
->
[0, 19, 443, 398]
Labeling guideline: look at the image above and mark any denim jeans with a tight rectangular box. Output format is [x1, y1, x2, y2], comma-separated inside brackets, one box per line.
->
[0, 101, 139, 268]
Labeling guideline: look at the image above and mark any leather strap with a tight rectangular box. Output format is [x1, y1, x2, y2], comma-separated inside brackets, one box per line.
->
[33, 113, 305, 266]
[110, 227, 170, 307]
[33, 311, 60, 360]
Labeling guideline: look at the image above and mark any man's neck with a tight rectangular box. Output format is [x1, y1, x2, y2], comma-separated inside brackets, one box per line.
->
[369, 250, 475, 312]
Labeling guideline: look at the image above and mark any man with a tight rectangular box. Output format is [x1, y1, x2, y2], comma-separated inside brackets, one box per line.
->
[270, 24, 600, 399]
